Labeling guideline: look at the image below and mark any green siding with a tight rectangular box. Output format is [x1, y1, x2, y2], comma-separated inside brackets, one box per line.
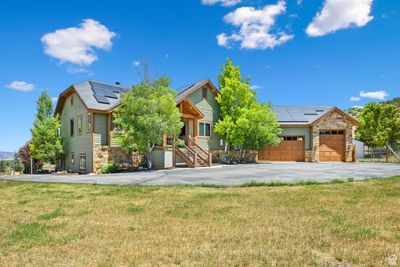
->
[94, 114, 108, 146]
[60, 93, 93, 173]
[281, 127, 312, 150]
[188, 86, 223, 151]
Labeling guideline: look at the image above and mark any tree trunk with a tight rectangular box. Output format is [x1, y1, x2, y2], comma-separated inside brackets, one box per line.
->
[147, 144, 153, 170]
[224, 141, 229, 163]
[386, 141, 389, 163]
[239, 147, 243, 163]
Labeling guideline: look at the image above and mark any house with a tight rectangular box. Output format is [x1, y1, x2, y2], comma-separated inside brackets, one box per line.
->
[257, 106, 359, 162]
[55, 80, 358, 174]
[55, 80, 223, 173]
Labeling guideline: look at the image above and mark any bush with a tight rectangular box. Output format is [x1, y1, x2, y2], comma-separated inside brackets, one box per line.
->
[98, 164, 119, 174]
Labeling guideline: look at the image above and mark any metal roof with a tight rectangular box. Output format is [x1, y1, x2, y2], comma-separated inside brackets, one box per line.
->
[72, 80, 130, 111]
[271, 105, 335, 125]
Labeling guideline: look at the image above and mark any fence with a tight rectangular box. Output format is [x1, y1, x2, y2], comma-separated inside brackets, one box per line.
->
[359, 143, 400, 163]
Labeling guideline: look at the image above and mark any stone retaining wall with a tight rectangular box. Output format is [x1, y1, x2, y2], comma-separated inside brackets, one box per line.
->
[93, 145, 146, 173]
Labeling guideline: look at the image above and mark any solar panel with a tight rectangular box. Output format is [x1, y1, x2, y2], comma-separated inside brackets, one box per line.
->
[93, 94, 110, 104]
[92, 87, 106, 95]
[103, 90, 118, 99]
[90, 81, 114, 90]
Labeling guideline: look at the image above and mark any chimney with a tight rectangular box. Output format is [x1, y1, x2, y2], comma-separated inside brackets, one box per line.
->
[115, 82, 120, 85]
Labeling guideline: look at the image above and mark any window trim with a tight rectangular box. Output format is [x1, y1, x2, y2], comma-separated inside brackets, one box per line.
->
[77, 115, 83, 135]
[70, 96, 74, 106]
[199, 122, 211, 137]
[71, 152, 75, 165]
[87, 112, 92, 133]
[319, 129, 345, 135]
[79, 153, 86, 170]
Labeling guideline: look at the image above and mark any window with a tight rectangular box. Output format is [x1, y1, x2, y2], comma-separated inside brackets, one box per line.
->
[319, 130, 345, 135]
[71, 152, 74, 164]
[70, 119, 74, 136]
[282, 136, 303, 141]
[87, 113, 92, 133]
[77, 115, 83, 135]
[202, 88, 207, 99]
[70, 96, 74, 106]
[199, 122, 211, 137]
[79, 154, 86, 170]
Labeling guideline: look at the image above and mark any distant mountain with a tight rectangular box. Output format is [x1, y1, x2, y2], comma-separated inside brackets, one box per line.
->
[345, 97, 399, 119]
[344, 106, 363, 119]
[0, 152, 14, 160]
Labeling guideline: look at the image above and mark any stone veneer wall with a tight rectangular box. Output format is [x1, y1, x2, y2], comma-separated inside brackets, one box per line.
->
[211, 149, 257, 163]
[93, 145, 146, 173]
[305, 150, 312, 162]
[311, 110, 355, 162]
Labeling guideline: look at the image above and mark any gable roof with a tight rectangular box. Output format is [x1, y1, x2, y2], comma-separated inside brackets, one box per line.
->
[55, 80, 130, 114]
[272, 105, 358, 126]
[175, 79, 219, 104]
[55, 79, 219, 115]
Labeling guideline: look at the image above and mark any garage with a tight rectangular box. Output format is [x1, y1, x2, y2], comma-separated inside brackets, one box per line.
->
[319, 130, 345, 162]
[258, 136, 305, 161]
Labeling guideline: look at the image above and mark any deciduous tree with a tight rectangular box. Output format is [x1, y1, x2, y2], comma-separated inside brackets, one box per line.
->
[356, 102, 400, 147]
[215, 59, 281, 162]
[113, 77, 183, 169]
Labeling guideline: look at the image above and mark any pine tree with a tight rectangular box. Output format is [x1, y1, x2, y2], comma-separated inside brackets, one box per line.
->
[30, 91, 63, 172]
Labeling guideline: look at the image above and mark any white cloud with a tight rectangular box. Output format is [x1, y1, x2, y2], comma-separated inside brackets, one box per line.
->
[306, 0, 373, 37]
[201, 0, 241, 7]
[41, 19, 116, 66]
[133, 60, 140, 66]
[51, 97, 58, 102]
[360, 90, 388, 100]
[250, 85, 262, 90]
[66, 66, 89, 74]
[217, 1, 293, 49]
[6, 81, 35, 92]
[350, 96, 360, 102]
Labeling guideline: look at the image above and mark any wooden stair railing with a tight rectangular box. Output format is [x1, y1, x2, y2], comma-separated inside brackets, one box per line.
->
[187, 135, 212, 167]
[175, 144, 199, 168]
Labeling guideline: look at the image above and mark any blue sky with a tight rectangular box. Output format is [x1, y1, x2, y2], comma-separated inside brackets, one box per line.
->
[0, 0, 399, 152]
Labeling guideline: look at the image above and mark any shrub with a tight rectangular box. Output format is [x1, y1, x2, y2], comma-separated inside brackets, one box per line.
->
[98, 163, 119, 174]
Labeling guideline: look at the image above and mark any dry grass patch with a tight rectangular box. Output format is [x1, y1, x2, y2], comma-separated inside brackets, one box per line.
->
[0, 177, 399, 266]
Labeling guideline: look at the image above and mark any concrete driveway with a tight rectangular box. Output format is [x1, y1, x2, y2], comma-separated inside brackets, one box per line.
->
[1, 162, 400, 186]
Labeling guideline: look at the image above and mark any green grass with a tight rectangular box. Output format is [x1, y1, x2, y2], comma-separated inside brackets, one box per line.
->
[0, 177, 400, 266]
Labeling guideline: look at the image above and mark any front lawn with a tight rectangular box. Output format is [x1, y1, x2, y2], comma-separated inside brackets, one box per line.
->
[0, 177, 399, 266]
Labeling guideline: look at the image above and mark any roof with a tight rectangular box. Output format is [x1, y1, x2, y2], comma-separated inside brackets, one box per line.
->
[55, 80, 130, 114]
[175, 79, 219, 103]
[272, 105, 335, 125]
[55, 79, 218, 115]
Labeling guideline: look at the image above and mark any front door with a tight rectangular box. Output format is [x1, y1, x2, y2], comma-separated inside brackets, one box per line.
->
[179, 118, 194, 144]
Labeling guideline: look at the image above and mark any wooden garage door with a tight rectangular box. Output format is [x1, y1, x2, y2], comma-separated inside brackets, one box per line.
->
[258, 136, 305, 161]
[319, 130, 345, 162]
